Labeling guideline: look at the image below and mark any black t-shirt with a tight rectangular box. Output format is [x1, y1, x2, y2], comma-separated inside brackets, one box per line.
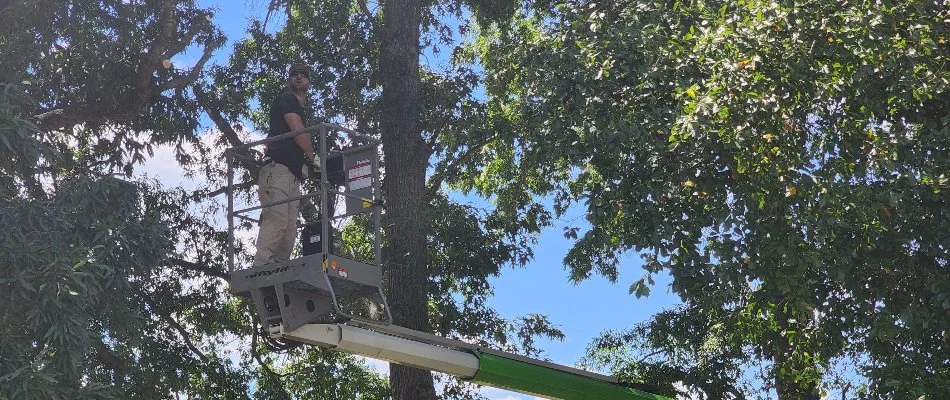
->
[265, 92, 308, 179]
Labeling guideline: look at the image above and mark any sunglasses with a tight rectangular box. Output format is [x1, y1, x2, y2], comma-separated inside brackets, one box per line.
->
[290, 70, 309, 78]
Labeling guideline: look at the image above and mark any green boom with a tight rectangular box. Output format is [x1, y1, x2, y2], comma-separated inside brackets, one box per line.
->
[470, 351, 673, 400]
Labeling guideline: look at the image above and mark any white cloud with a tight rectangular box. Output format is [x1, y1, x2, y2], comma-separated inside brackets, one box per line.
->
[136, 134, 211, 191]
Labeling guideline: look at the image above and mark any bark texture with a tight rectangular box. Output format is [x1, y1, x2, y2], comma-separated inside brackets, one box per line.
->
[379, 0, 436, 398]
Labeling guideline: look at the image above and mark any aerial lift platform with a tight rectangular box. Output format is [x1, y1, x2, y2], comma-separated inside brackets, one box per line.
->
[226, 123, 390, 331]
[223, 124, 670, 400]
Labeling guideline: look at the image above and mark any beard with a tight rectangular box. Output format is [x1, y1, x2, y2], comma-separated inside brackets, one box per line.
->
[289, 79, 310, 92]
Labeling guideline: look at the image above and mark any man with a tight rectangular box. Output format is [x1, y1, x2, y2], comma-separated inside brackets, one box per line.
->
[253, 62, 317, 266]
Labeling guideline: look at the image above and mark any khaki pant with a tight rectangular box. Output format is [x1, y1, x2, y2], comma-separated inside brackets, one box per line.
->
[253, 162, 300, 266]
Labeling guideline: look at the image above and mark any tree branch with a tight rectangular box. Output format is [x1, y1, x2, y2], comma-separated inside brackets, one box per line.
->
[356, 0, 373, 19]
[193, 87, 246, 149]
[134, 0, 177, 104]
[637, 348, 666, 363]
[143, 293, 209, 363]
[425, 132, 495, 198]
[93, 340, 132, 374]
[34, 103, 136, 132]
[169, 257, 228, 280]
[160, 37, 220, 91]
[193, 86, 262, 190]
[33, 0, 191, 132]
[251, 319, 295, 399]
[161, 26, 201, 62]
[207, 180, 256, 198]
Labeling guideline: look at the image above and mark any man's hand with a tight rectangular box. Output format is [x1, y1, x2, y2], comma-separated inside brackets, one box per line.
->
[302, 153, 321, 181]
[306, 153, 321, 168]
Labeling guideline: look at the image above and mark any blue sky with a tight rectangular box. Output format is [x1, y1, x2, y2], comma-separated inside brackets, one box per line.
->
[175, 1, 683, 398]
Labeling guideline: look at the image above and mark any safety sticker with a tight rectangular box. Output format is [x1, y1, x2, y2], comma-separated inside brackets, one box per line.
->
[348, 160, 372, 191]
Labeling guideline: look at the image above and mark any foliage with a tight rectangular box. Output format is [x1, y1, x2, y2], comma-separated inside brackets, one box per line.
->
[253, 347, 390, 399]
[580, 305, 754, 399]
[202, 1, 565, 396]
[1, 0, 225, 174]
[473, 0, 950, 398]
[0, 1, 387, 398]
[1, 86, 250, 397]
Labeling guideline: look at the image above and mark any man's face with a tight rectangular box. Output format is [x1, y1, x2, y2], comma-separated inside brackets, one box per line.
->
[289, 69, 310, 91]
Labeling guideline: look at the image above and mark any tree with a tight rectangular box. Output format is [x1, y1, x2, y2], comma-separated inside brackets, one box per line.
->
[579, 305, 751, 399]
[199, 1, 564, 398]
[3, 0, 570, 398]
[0, 1, 390, 398]
[1, 83, 253, 399]
[472, 0, 949, 398]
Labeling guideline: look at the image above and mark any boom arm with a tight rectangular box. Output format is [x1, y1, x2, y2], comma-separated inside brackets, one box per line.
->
[277, 323, 672, 400]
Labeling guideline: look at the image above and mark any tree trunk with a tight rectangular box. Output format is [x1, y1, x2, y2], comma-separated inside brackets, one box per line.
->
[379, 0, 435, 398]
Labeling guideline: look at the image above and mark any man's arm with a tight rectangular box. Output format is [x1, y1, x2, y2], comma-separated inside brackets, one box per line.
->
[284, 112, 316, 162]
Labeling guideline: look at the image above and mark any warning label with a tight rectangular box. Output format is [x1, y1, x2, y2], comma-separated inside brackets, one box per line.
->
[348, 160, 372, 191]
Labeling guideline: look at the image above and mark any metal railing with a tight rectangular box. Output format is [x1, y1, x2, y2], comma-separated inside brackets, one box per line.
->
[224, 123, 382, 274]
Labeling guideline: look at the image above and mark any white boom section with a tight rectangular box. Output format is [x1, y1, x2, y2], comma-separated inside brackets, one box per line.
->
[281, 324, 480, 378]
[351, 320, 618, 383]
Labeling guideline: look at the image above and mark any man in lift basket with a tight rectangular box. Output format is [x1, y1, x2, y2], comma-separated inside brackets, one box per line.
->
[253, 62, 318, 267]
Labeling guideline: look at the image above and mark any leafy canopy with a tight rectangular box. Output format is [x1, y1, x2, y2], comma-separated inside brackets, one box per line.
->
[471, 0, 949, 397]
